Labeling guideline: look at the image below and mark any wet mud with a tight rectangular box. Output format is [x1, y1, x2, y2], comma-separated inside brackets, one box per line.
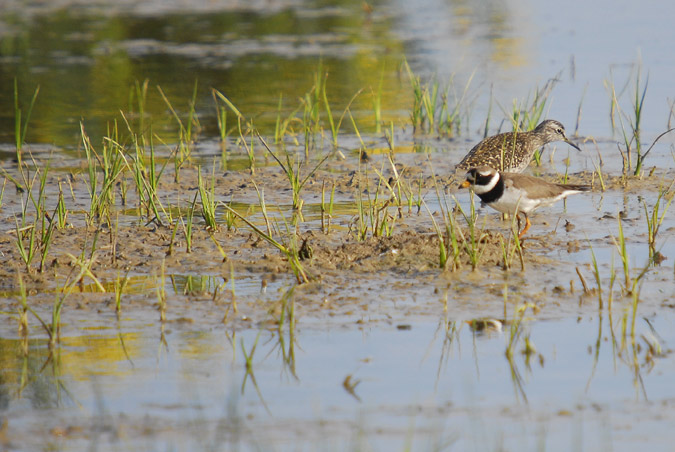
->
[1, 148, 672, 324]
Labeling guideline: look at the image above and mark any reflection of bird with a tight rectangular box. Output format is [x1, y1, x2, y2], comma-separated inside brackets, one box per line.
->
[466, 318, 503, 333]
[460, 166, 590, 239]
[455, 120, 581, 173]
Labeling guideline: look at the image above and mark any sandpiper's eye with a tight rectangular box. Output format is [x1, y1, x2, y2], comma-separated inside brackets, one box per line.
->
[556, 128, 563, 135]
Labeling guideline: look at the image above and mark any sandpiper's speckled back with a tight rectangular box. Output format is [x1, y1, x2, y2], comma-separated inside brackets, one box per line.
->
[455, 120, 577, 173]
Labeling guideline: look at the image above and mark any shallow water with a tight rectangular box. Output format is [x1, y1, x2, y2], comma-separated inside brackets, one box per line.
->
[2, 0, 675, 450]
[2, 310, 675, 451]
[2, 0, 675, 145]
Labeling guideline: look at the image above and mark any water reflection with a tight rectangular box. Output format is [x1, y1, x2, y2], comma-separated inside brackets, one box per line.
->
[0, 1, 409, 146]
[0, 334, 137, 409]
[0, 0, 550, 150]
[0, 310, 671, 448]
[170, 274, 226, 297]
[395, 0, 534, 73]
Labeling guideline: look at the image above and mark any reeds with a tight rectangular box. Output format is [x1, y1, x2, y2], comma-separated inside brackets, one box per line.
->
[353, 163, 397, 240]
[609, 214, 651, 340]
[502, 79, 556, 165]
[6, 86, 66, 274]
[403, 59, 473, 136]
[24, 235, 106, 349]
[82, 123, 128, 226]
[424, 198, 459, 270]
[580, 184, 669, 339]
[320, 180, 336, 234]
[157, 259, 167, 323]
[212, 89, 257, 174]
[158, 81, 200, 183]
[179, 193, 197, 253]
[13, 79, 40, 169]
[453, 191, 487, 271]
[12, 156, 58, 274]
[257, 133, 333, 213]
[643, 184, 673, 264]
[425, 174, 461, 270]
[613, 212, 631, 292]
[221, 203, 311, 284]
[509, 78, 557, 133]
[602, 63, 672, 177]
[198, 165, 219, 231]
[499, 214, 525, 272]
[114, 271, 130, 316]
[629, 68, 647, 175]
[587, 242, 603, 308]
[55, 184, 69, 229]
[320, 72, 362, 149]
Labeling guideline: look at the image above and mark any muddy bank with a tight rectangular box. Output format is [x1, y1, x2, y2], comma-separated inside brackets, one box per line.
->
[0, 148, 673, 330]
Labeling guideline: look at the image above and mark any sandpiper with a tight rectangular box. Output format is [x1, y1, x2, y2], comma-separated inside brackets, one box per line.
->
[459, 166, 590, 239]
[455, 120, 581, 173]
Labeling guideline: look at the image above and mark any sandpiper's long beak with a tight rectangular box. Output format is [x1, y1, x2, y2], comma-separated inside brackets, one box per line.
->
[564, 138, 582, 152]
[459, 180, 471, 189]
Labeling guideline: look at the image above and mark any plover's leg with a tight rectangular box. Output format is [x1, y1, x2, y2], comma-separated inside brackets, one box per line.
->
[517, 214, 532, 239]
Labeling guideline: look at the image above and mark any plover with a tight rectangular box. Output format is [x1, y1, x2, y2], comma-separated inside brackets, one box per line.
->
[459, 166, 590, 239]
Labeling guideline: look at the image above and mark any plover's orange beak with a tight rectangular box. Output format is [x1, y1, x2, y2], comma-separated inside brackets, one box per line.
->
[459, 180, 471, 189]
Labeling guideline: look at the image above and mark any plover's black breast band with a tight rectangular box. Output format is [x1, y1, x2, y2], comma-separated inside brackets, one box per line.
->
[476, 174, 504, 204]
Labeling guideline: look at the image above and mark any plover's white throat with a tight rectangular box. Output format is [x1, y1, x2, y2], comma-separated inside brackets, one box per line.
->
[455, 120, 582, 173]
[459, 166, 590, 239]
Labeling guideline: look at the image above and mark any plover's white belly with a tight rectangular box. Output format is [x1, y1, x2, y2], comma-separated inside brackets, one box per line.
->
[487, 188, 542, 215]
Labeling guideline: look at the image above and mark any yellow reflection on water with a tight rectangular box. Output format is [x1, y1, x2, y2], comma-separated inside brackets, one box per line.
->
[59, 333, 140, 380]
[176, 331, 224, 361]
[491, 37, 529, 68]
[0, 330, 139, 397]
